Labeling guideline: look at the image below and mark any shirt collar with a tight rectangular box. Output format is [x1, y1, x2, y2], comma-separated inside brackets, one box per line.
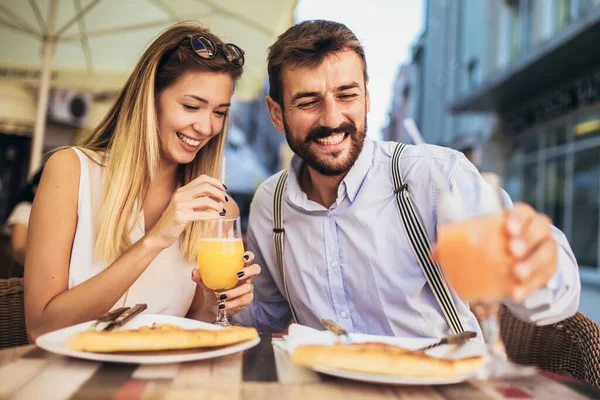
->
[343, 137, 373, 202]
[286, 137, 374, 208]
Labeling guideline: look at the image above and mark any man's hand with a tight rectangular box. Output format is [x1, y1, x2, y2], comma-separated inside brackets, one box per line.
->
[505, 203, 558, 302]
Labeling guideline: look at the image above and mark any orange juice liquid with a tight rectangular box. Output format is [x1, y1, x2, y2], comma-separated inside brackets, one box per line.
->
[436, 213, 516, 303]
[197, 238, 245, 290]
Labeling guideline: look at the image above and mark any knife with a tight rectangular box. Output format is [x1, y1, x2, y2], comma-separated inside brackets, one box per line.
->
[414, 331, 477, 352]
[89, 307, 130, 331]
[102, 303, 147, 331]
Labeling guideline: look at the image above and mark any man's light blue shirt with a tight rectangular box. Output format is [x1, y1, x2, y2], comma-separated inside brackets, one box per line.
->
[233, 138, 580, 338]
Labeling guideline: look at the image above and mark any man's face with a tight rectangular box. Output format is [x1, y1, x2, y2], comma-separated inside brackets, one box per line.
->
[270, 50, 369, 176]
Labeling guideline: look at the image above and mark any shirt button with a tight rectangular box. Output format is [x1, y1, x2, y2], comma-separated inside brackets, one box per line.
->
[340, 311, 348, 319]
[330, 260, 338, 268]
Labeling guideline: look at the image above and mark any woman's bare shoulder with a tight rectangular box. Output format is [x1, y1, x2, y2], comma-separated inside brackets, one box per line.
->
[38, 148, 81, 197]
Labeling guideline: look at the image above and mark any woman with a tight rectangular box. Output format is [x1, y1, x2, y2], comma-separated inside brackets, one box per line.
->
[25, 22, 260, 340]
[4, 167, 44, 267]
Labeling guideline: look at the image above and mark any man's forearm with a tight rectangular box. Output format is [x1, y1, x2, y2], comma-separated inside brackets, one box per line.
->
[231, 299, 292, 332]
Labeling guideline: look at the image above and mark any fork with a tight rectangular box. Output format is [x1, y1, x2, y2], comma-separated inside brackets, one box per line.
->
[320, 319, 352, 343]
[413, 331, 477, 352]
[321, 318, 476, 352]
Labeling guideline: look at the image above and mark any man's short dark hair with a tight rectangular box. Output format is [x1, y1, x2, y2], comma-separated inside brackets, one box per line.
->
[267, 20, 368, 106]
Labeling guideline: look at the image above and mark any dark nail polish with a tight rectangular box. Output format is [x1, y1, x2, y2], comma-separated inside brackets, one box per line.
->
[237, 271, 245, 279]
[243, 254, 249, 260]
[225, 195, 229, 202]
[218, 303, 226, 309]
[219, 209, 226, 216]
[223, 184, 228, 191]
[219, 293, 227, 300]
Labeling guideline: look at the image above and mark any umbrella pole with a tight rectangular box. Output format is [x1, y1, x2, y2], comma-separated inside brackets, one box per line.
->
[29, 37, 56, 177]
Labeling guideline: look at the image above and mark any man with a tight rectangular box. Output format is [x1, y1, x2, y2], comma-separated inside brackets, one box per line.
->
[232, 20, 580, 338]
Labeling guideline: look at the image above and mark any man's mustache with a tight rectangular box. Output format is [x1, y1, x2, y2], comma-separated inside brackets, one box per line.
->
[306, 121, 357, 142]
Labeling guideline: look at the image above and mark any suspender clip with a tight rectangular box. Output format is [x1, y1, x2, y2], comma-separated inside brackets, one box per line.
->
[273, 228, 285, 233]
[394, 183, 408, 194]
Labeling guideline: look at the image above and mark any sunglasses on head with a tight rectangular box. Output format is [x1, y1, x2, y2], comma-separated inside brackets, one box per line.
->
[184, 34, 245, 68]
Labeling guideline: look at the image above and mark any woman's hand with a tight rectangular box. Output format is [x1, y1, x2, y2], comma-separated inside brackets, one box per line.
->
[192, 251, 261, 318]
[146, 175, 227, 249]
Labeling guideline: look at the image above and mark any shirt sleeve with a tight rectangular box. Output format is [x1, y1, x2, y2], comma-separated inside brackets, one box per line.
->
[230, 183, 293, 332]
[5, 202, 32, 230]
[448, 153, 580, 325]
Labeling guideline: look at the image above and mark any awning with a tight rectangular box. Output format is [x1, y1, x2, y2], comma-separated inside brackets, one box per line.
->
[450, 10, 600, 114]
[0, 0, 297, 99]
[0, 0, 298, 175]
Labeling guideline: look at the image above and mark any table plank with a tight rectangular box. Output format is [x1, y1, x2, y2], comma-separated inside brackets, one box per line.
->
[434, 382, 494, 400]
[242, 333, 278, 382]
[0, 358, 52, 398]
[1, 336, 600, 400]
[272, 342, 321, 384]
[469, 374, 592, 400]
[164, 353, 243, 400]
[0, 344, 34, 368]
[11, 357, 101, 400]
[241, 382, 441, 400]
[140, 381, 173, 400]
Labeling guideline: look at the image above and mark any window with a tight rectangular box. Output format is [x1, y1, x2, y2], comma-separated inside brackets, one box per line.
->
[545, 125, 568, 148]
[504, 109, 600, 274]
[402, 85, 411, 100]
[571, 148, 600, 267]
[544, 155, 566, 232]
[467, 59, 481, 90]
[505, 162, 522, 201]
[556, 0, 572, 29]
[578, 0, 600, 18]
[523, 162, 539, 209]
[521, 131, 539, 154]
[509, 1, 522, 59]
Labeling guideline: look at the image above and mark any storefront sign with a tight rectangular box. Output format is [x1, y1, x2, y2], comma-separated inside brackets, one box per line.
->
[505, 70, 600, 132]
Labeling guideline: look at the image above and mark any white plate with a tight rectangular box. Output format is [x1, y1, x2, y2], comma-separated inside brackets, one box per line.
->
[296, 337, 486, 386]
[36, 314, 260, 364]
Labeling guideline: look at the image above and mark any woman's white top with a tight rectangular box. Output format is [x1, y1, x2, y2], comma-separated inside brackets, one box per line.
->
[69, 148, 196, 316]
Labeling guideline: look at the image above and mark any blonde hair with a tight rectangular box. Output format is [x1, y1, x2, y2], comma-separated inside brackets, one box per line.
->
[77, 21, 243, 263]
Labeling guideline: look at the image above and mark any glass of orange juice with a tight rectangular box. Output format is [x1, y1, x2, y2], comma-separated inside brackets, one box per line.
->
[435, 173, 534, 378]
[197, 216, 244, 327]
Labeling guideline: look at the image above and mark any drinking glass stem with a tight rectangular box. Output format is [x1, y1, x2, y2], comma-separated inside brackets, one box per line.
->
[216, 306, 228, 325]
[481, 304, 507, 360]
[215, 292, 230, 326]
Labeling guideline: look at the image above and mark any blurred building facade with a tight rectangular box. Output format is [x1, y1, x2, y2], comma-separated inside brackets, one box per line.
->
[387, 0, 600, 283]
[383, 63, 420, 144]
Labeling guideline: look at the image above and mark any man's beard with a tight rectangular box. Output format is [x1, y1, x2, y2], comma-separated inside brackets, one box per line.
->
[283, 115, 367, 177]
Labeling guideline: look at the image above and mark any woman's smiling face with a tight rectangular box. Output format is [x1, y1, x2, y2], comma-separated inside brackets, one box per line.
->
[156, 70, 234, 166]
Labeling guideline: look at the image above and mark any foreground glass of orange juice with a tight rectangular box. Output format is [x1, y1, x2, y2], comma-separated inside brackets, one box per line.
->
[436, 213, 516, 303]
[435, 174, 535, 378]
[197, 216, 244, 327]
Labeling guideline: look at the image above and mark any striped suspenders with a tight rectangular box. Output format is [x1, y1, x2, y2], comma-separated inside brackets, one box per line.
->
[273, 170, 298, 323]
[272, 143, 465, 334]
[391, 143, 465, 334]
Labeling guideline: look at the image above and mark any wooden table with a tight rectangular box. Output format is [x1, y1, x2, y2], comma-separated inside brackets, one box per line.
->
[1, 334, 599, 399]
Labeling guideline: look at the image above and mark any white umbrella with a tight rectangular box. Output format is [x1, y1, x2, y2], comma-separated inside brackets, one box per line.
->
[0, 0, 297, 175]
